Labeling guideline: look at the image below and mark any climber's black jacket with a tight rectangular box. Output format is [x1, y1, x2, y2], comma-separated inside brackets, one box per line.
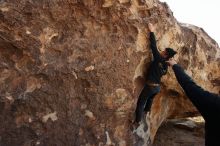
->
[172, 64, 220, 146]
[146, 32, 168, 84]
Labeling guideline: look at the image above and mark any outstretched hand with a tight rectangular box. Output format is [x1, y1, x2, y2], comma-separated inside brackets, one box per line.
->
[148, 23, 155, 32]
[166, 58, 177, 66]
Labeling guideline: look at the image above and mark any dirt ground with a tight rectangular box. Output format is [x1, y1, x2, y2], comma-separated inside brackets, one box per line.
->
[153, 117, 205, 146]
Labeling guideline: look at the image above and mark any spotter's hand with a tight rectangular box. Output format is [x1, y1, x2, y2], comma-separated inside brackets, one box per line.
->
[166, 58, 177, 66]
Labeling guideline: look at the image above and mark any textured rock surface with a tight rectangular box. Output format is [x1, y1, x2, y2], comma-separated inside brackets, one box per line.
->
[0, 0, 219, 146]
[154, 117, 205, 146]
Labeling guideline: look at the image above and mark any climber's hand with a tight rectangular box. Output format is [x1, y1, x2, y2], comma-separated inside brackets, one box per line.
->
[166, 58, 177, 66]
[148, 23, 155, 32]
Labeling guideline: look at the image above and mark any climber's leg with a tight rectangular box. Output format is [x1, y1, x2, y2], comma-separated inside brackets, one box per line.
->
[144, 86, 160, 112]
[135, 84, 152, 123]
[135, 85, 159, 123]
[144, 93, 159, 112]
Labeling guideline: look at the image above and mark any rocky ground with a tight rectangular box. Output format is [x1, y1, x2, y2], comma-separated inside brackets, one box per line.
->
[154, 117, 205, 146]
[0, 0, 219, 145]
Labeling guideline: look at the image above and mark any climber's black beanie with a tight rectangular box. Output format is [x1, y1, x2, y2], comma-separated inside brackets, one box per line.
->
[165, 48, 177, 59]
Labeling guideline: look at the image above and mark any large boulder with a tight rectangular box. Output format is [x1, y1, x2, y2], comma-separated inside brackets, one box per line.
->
[0, 0, 219, 145]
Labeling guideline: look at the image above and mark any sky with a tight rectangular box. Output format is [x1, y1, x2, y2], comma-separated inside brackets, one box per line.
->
[159, 0, 220, 45]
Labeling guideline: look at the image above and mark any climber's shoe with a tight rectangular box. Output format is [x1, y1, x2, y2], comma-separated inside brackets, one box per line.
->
[130, 121, 141, 132]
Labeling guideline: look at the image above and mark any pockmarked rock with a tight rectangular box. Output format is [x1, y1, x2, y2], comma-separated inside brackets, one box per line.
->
[0, 0, 219, 145]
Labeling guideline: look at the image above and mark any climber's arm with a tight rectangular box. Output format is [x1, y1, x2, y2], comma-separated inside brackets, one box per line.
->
[148, 23, 160, 61]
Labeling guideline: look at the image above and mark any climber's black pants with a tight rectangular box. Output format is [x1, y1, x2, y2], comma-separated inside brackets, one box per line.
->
[135, 84, 160, 123]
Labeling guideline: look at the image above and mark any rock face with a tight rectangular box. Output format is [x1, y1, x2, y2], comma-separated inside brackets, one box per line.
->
[0, 0, 219, 145]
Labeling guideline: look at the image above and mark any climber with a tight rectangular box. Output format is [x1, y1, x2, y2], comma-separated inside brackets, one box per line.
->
[166, 59, 220, 146]
[134, 23, 177, 125]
